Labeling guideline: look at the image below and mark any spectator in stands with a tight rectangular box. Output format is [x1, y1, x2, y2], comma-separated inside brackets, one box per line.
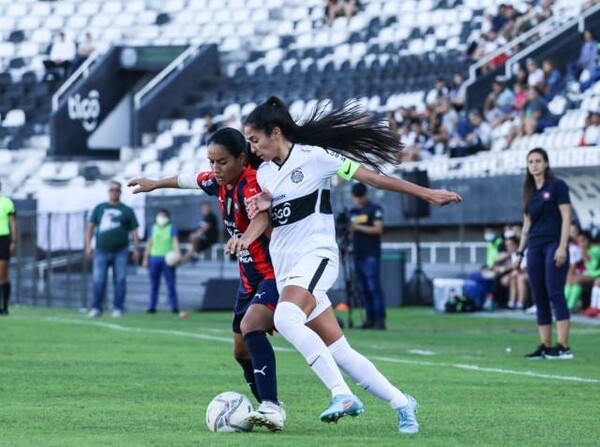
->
[491, 236, 521, 309]
[448, 73, 467, 111]
[526, 58, 545, 89]
[579, 109, 600, 146]
[71, 32, 96, 74]
[451, 110, 492, 157]
[399, 120, 432, 161]
[566, 231, 600, 311]
[85, 181, 140, 318]
[43, 32, 76, 80]
[484, 76, 516, 128]
[0, 181, 17, 316]
[541, 59, 562, 100]
[183, 201, 218, 262]
[349, 183, 386, 330]
[425, 77, 448, 107]
[567, 30, 598, 82]
[512, 81, 528, 112]
[143, 209, 181, 314]
[517, 148, 573, 359]
[200, 115, 219, 146]
[479, 227, 508, 310]
[507, 86, 555, 147]
[324, 0, 360, 24]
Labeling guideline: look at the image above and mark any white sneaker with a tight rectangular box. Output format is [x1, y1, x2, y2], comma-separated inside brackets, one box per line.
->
[111, 309, 123, 318]
[525, 305, 537, 315]
[87, 308, 101, 318]
[246, 400, 285, 432]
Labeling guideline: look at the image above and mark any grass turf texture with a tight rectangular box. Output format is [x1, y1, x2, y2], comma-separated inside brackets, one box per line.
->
[1, 306, 599, 447]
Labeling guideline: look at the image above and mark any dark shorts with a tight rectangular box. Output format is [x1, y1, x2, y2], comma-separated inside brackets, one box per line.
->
[0, 236, 11, 261]
[232, 279, 279, 334]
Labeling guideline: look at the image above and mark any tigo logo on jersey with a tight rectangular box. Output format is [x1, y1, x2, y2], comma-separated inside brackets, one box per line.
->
[290, 169, 304, 184]
[272, 202, 292, 225]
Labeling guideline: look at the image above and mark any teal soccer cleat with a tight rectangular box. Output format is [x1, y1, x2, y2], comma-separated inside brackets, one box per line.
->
[319, 394, 364, 423]
[396, 394, 419, 434]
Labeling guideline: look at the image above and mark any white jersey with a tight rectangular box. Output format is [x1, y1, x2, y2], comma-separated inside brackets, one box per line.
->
[256, 144, 348, 282]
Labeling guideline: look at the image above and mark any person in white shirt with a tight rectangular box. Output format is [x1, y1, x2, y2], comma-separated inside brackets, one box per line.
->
[526, 58, 545, 89]
[44, 32, 76, 79]
[231, 96, 462, 433]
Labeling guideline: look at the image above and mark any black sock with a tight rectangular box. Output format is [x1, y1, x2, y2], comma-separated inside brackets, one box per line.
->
[244, 330, 278, 404]
[235, 357, 261, 403]
[1, 282, 10, 314]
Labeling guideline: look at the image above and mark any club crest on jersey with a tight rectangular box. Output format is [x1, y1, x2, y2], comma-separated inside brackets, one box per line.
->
[543, 192, 551, 200]
[290, 169, 304, 184]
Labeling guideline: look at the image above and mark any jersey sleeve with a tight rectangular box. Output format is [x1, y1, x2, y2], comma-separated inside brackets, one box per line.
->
[171, 225, 178, 237]
[89, 205, 100, 224]
[555, 179, 570, 205]
[128, 207, 139, 231]
[313, 148, 358, 178]
[6, 198, 15, 215]
[239, 169, 262, 219]
[372, 204, 384, 221]
[196, 171, 219, 196]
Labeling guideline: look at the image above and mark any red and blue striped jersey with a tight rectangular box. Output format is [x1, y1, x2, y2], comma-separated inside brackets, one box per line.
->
[196, 166, 275, 292]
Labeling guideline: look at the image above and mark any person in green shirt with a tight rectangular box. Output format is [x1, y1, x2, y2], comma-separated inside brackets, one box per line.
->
[85, 181, 140, 318]
[0, 181, 17, 315]
[142, 209, 181, 313]
[567, 231, 600, 312]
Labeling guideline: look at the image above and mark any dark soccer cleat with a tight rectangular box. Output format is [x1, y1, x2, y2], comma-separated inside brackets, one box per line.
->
[544, 344, 574, 360]
[525, 344, 548, 359]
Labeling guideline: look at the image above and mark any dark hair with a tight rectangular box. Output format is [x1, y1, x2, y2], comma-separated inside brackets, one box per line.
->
[351, 182, 368, 198]
[522, 148, 554, 212]
[244, 96, 402, 171]
[207, 127, 262, 169]
[157, 208, 170, 217]
[580, 230, 593, 243]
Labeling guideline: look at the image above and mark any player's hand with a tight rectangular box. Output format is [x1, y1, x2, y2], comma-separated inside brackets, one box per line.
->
[85, 247, 93, 259]
[554, 246, 567, 267]
[128, 177, 156, 194]
[426, 189, 462, 206]
[246, 191, 273, 219]
[226, 237, 249, 257]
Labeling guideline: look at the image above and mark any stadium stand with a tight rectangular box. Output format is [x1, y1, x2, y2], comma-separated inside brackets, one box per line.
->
[0, 0, 597, 202]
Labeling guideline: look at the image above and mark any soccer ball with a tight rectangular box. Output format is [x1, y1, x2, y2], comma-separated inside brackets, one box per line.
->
[205, 391, 254, 432]
[164, 251, 181, 267]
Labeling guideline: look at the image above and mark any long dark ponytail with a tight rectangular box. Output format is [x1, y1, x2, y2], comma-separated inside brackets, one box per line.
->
[523, 147, 554, 213]
[207, 127, 262, 169]
[244, 96, 402, 171]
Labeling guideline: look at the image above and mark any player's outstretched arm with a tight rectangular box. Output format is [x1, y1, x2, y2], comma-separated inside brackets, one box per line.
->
[128, 176, 179, 194]
[353, 166, 462, 206]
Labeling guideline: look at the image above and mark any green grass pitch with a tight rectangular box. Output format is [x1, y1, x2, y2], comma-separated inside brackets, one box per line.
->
[1, 306, 599, 447]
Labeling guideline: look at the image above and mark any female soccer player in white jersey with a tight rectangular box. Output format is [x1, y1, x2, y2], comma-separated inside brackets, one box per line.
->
[236, 96, 462, 434]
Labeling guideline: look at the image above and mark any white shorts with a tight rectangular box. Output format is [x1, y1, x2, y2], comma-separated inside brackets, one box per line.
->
[276, 254, 339, 322]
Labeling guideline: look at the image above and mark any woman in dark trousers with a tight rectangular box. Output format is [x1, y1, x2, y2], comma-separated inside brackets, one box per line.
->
[517, 148, 573, 359]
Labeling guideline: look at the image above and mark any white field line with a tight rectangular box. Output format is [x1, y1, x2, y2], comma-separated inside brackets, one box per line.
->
[24, 316, 600, 384]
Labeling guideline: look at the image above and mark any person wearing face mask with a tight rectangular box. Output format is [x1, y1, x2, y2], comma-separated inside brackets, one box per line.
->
[143, 209, 181, 314]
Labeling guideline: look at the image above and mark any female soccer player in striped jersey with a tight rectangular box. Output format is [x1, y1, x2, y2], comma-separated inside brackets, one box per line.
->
[235, 96, 462, 433]
[128, 128, 285, 431]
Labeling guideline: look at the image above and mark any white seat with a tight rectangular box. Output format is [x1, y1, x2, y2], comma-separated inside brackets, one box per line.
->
[2, 109, 24, 127]
[102, 1, 123, 15]
[16, 42, 38, 59]
[30, 2, 51, 17]
[171, 119, 190, 136]
[18, 16, 41, 31]
[6, 4, 27, 18]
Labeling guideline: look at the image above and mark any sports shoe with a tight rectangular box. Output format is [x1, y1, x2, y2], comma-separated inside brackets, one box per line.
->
[319, 394, 364, 423]
[525, 344, 548, 359]
[544, 344, 574, 360]
[111, 309, 123, 318]
[525, 304, 537, 315]
[245, 400, 285, 432]
[396, 394, 419, 434]
[87, 308, 101, 318]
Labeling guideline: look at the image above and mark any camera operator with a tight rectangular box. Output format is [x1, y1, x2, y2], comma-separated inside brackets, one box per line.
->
[349, 183, 386, 329]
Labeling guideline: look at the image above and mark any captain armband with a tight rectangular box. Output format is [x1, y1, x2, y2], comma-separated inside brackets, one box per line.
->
[336, 159, 360, 180]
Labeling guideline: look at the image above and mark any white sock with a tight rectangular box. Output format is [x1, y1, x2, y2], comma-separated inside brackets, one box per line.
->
[328, 336, 409, 409]
[274, 302, 351, 397]
[592, 287, 600, 308]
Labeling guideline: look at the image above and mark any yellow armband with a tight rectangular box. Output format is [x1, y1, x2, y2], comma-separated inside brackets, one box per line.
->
[336, 159, 360, 180]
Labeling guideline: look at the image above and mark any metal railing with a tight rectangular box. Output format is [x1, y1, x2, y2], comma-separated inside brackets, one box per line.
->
[383, 241, 487, 266]
[51, 51, 101, 111]
[133, 44, 201, 110]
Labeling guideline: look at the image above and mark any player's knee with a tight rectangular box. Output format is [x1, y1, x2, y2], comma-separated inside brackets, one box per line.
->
[273, 301, 305, 335]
